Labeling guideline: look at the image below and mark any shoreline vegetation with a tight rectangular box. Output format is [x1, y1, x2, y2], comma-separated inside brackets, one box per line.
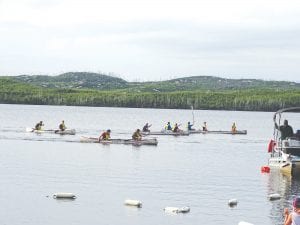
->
[1, 72, 299, 111]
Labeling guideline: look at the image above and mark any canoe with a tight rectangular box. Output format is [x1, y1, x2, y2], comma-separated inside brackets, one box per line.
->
[141, 130, 189, 136]
[188, 130, 247, 135]
[54, 129, 76, 135]
[26, 127, 76, 135]
[80, 136, 158, 146]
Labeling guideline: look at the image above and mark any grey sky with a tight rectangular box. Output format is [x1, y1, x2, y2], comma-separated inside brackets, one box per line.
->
[0, 0, 300, 81]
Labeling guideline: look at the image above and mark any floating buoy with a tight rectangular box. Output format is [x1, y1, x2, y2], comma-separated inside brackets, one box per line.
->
[228, 199, 238, 207]
[53, 193, 76, 199]
[268, 193, 281, 201]
[124, 199, 142, 208]
[178, 206, 190, 213]
[238, 221, 254, 225]
[261, 166, 270, 173]
[164, 207, 180, 213]
[164, 206, 190, 213]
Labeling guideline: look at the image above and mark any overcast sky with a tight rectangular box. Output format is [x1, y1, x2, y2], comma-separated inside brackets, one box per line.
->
[0, 0, 300, 81]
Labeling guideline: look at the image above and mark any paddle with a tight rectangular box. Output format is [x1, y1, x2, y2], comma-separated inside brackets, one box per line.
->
[191, 105, 195, 125]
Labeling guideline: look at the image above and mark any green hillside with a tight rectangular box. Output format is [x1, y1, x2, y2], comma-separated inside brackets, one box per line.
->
[12, 72, 128, 89]
[8, 72, 300, 92]
[1, 73, 299, 111]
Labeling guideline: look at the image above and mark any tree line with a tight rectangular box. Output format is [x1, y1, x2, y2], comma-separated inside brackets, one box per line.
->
[1, 78, 299, 111]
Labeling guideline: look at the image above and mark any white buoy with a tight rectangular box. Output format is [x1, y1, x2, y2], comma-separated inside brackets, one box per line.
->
[124, 199, 142, 208]
[178, 206, 190, 213]
[268, 193, 281, 201]
[53, 193, 76, 199]
[164, 206, 190, 213]
[238, 221, 254, 225]
[228, 199, 238, 207]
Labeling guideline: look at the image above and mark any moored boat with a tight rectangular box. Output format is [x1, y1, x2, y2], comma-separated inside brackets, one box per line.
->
[268, 107, 300, 177]
[188, 130, 247, 135]
[80, 136, 158, 146]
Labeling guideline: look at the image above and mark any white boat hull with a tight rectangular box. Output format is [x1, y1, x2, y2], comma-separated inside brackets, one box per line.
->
[189, 130, 247, 135]
[80, 136, 158, 146]
[26, 128, 76, 135]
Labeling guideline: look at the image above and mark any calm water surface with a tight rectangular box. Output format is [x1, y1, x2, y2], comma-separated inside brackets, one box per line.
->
[0, 104, 300, 225]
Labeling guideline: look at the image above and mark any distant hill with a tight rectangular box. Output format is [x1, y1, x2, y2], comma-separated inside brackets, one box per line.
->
[7, 72, 300, 92]
[11, 72, 128, 89]
[1, 73, 300, 111]
[132, 76, 300, 92]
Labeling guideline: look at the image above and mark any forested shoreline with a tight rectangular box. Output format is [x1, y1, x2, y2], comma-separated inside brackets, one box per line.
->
[1, 75, 299, 111]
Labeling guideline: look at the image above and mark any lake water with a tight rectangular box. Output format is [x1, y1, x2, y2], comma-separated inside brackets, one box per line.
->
[0, 104, 300, 225]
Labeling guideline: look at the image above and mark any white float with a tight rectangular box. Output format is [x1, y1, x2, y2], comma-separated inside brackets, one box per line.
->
[124, 199, 142, 207]
[238, 221, 254, 225]
[268, 193, 281, 200]
[164, 206, 190, 213]
[228, 198, 238, 206]
[178, 206, 190, 213]
[53, 193, 76, 199]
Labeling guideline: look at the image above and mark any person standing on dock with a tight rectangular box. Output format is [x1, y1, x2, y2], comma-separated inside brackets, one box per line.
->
[275, 119, 294, 140]
[284, 196, 300, 225]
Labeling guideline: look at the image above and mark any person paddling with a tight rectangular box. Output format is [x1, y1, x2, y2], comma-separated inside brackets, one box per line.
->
[231, 122, 237, 133]
[284, 196, 300, 225]
[187, 121, 194, 131]
[99, 129, 111, 142]
[142, 123, 152, 132]
[202, 122, 208, 131]
[59, 120, 66, 131]
[132, 129, 142, 141]
[173, 123, 181, 132]
[35, 121, 44, 131]
[165, 122, 172, 131]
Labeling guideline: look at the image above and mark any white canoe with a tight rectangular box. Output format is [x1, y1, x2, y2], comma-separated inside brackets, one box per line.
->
[26, 128, 76, 135]
[142, 130, 189, 136]
[80, 136, 158, 146]
[189, 130, 247, 135]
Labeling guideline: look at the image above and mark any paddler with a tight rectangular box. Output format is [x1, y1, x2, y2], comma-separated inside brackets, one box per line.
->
[187, 121, 195, 131]
[173, 123, 180, 132]
[99, 129, 111, 141]
[142, 123, 152, 132]
[165, 122, 172, 131]
[231, 122, 237, 133]
[59, 120, 66, 131]
[132, 129, 142, 141]
[35, 121, 44, 131]
[202, 122, 208, 131]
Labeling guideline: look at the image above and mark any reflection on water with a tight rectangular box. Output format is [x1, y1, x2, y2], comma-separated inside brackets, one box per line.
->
[267, 171, 300, 225]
